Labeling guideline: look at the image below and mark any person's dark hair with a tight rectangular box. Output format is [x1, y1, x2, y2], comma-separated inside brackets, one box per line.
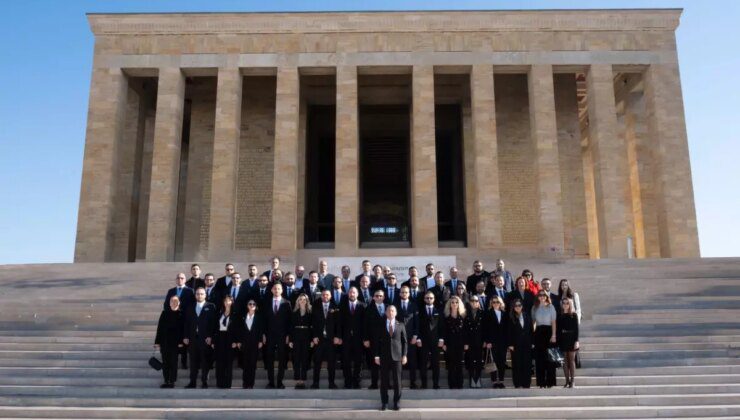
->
[426, 263, 434, 269]
[191, 263, 200, 269]
[362, 259, 370, 265]
[509, 298, 524, 321]
[558, 279, 575, 300]
[225, 263, 234, 268]
[248, 264, 257, 269]
[308, 270, 318, 276]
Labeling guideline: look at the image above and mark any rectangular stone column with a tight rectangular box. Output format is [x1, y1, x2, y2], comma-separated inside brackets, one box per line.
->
[145, 67, 186, 261]
[586, 64, 632, 258]
[410, 65, 438, 248]
[644, 62, 700, 257]
[270, 66, 300, 251]
[335, 66, 359, 251]
[208, 68, 243, 259]
[74, 68, 128, 262]
[469, 65, 502, 249]
[528, 65, 565, 255]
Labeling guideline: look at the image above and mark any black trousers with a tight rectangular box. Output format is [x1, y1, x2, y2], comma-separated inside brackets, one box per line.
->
[179, 343, 188, 367]
[214, 332, 233, 388]
[466, 342, 484, 382]
[380, 359, 402, 405]
[264, 337, 287, 386]
[365, 345, 379, 387]
[405, 341, 418, 385]
[312, 337, 336, 385]
[446, 345, 465, 389]
[188, 337, 212, 384]
[342, 337, 364, 386]
[511, 347, 532, 388]
[161, 345, 179, 384]
[419, 343, 440, 387]
[491, 344, 507, 382]
[534, 326, 557, 387]
[241, 343, 259, 387]
[292, 336, 311, 381]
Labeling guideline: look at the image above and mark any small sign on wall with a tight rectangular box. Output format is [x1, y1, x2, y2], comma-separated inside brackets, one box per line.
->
[319, 256, 457, 282]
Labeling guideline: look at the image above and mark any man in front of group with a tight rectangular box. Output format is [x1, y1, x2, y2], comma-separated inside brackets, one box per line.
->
[312, 290, 341, 389]
[264, 282, 291, 389]
[374, 305, 407, 411]
[183, 287, 217, 388]
[364, 289, 386, 389]
[396, 285, 419, 388]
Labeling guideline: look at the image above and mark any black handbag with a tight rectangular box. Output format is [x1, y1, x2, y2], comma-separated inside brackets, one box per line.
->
[546, 347, 565, 367]
[148, 351, 163, 371]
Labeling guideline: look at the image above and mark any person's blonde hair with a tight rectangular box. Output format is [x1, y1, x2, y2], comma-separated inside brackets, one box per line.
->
[293, 293, 312, 314]
[444, 296, 467, 318]
[489, 295, 505, 311]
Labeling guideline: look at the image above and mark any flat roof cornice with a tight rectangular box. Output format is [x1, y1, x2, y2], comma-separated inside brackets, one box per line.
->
[87, 9, 682, 36]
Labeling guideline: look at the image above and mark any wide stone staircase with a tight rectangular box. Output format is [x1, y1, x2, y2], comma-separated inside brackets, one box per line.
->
[0, 258, 738, 418]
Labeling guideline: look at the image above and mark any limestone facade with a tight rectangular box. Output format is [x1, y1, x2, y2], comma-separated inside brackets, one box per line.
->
[75, 9, 700, 262]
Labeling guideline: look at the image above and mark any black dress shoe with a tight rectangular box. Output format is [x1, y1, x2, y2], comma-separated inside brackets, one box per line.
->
[409, 383, 418, 389]
[392, 403, 400, 411]
[201, 382, 208, 389]
[368, 384, 378, 390]
[266, 383, 275, 389]
[353, 382, 361, 389]
[185, 382, 196, 389]
[310, 383, 319, 389]
[380, 404, 387, 411]
[343, 383, 352, 389]
[277, 383, 285, 389]
[329, 383, 338, 389]
[160, 383, 169, 388]
[433, 385, 440, 390]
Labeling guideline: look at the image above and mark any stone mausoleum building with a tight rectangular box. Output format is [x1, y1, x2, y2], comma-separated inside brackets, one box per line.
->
[75, 9, 700, 263]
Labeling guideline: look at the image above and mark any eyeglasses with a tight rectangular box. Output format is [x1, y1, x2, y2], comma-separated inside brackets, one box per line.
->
[514, 304, 522, 307]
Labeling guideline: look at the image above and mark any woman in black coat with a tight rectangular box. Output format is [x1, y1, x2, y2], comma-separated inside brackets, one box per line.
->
[442, 296, 468, 389]
[289, 293, 313, 389]
[464, 296, 485, 388]
[214, 295, 239, 388]
[557, 297, 580, 388]
[235, 299, 264, 389]
[483, 295, 509, 388]
[507, 298, 534, 389]
[154, 295, 185, 388]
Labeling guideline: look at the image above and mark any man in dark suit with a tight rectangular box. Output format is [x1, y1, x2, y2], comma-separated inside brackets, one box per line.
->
[340, 287, 366, 389]
[164, 273, 195, 311]
[401, 275, 425, 306]
[428, 272, 450, 310]
[183, 287, 217, 388]
[203, 273, 219, 305]
[384, 273, 401, 307]
[444, 267, 464, 296]
[330, 276, 347, 306]
[338, 265, 353, 294]
[490, 258, 514, 292]
[240, 264, 260, 296]
[354, 260, 375, 284]
[421, 263, 436, 290]
[262, 256, 281, 280]
[281, 272, 300, 306]
[363, 289, 386, 389]
[373, 305, 407, 411]
[251, 275, 272, 311]
[486, 274, 508, 303]
[318, 260, 335, 290]
[541, 278, 560, 312]
[418, 291, 444, 389]
[356, 275, 373, 304]
[225, 272, 244, 314]
[186, 264, 205, 291]
[215, 263, 236, 295]
[301, 270, 324, 303]
[164, 273, 195, 369]
[397, 285, 419, 388]
[263, 282, 291, 389]
[466, 260, 490, 292]
[311, 290, 341, 389]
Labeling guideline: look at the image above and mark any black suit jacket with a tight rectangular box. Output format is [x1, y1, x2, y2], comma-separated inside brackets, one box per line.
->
[282, 285, 301, 306]
[428, 285, 450, 309]
[384, 286, 401, 307]
[340, 299, 366, 343]
[184, 302, 218, 342]
[301, 283, 324, 303]
[374, 319, 407, 362]
[186, 277, 205, 291]
[312, 301, 341, 340]
[418, 305, 444, 345]
[163, 286, 195, 311]
[483, 309, 509, 345]
[357, 288, 373, 303]
[364, 302, 386, 342]
[396, 300, 419, 339]
[264, 297, 292, 342]
[506, 290, 535, 313]
[215, 275, 233, 294]
[234, 312, 264, 347]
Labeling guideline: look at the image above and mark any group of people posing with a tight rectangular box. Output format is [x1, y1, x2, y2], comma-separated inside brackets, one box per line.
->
[155, 258, 582, 411]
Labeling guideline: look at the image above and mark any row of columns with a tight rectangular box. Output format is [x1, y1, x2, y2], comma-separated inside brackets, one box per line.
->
[75, 62, 699, 262]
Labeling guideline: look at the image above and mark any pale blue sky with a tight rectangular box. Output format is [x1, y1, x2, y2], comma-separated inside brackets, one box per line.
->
[0, 0, 738, 264]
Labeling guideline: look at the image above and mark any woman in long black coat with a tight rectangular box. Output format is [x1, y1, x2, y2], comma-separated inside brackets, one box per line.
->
[507, 298, 534, 389]
[235, 299, 264, 389]
[154, 295, 185, 388]
[464, 296, 485, 388]
[483, 295, 509, 388]
[442, 296, 468, 389]
[214, 295, 239, 388]
[289, 293, 313, 389]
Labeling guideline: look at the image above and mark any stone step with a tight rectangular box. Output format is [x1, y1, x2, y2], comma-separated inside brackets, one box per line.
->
[0, 392, 738, 409]
[0, 404, 739, 419]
